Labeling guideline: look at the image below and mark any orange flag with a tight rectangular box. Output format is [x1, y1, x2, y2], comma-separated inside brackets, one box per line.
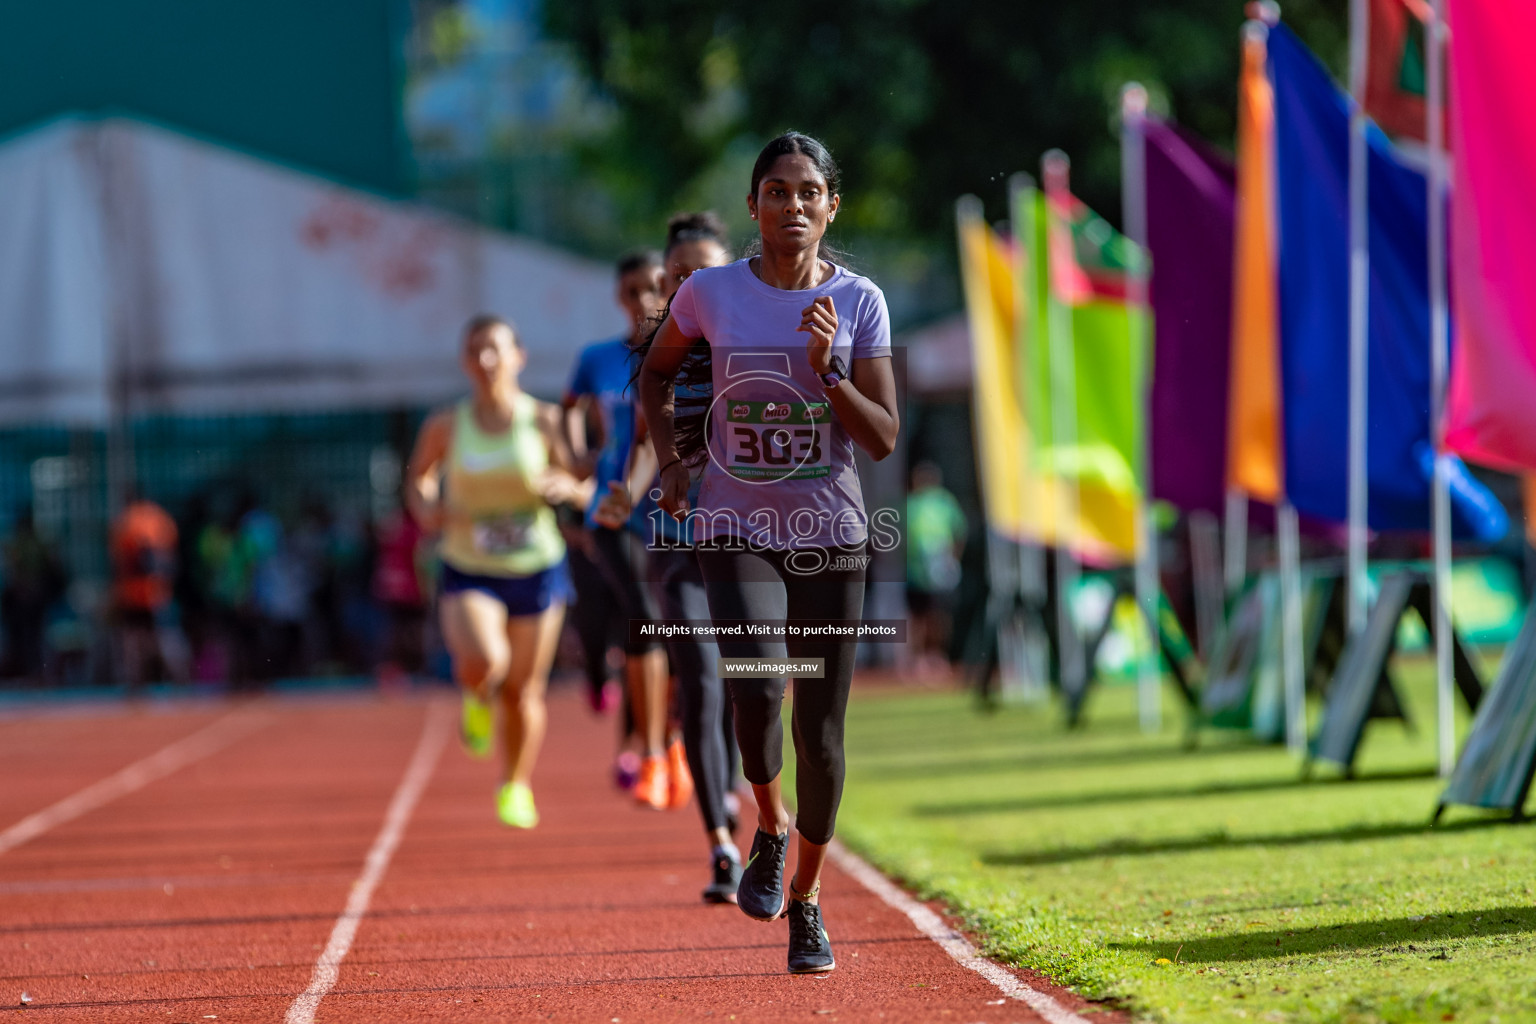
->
[1227, 26, 1284, 503]
[1525, 476, 1536, 550]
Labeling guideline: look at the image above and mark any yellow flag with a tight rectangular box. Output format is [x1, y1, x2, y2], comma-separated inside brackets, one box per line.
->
[958, 200, 1029, 539]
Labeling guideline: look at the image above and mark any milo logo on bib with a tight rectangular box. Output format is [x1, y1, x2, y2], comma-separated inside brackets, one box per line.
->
[719, 400, 831, 481]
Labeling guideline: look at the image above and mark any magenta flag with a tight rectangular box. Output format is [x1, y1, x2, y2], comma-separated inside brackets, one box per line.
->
[1144, 119, 1235, 515]
[1444, 0, 1536, 473]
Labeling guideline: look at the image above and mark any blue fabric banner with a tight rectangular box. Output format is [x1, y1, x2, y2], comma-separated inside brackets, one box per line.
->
[1269, 24, 1506, 541]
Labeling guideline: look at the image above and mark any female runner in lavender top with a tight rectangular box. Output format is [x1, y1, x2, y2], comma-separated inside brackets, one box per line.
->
[638, 132, 899, 976]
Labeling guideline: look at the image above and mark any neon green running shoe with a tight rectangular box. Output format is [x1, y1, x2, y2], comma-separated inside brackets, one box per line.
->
[496, 781, 538, 829]
[460, 692, 492, 759]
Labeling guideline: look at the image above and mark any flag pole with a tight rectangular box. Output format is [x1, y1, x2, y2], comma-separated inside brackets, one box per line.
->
[1120, 83, 1162, 734]
[1241, 6, 1304, 754]
[1347, 0, 1371, 637]
[1042, 150, 1086, 710]
[1008, 172, 1051, 703]
[1426, 0, 1454, 777]
[1278, 499, 1306, 753]
[1224, 490, 1248, 599]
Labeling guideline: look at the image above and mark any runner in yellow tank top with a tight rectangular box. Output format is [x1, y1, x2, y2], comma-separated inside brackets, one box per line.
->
[405, 315, 587, 828]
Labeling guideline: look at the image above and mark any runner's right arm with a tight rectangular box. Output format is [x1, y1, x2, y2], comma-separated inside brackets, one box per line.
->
[637, 313, 698, 521]
[403, 409, 452, 533]
[562, 347, 601, 480]
[535, 400, 595, 508]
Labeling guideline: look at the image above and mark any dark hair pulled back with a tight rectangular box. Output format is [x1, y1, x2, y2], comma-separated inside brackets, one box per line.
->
[462, 313, 520, 349]
[664, 210, 730, 256]
[749, 131, 841, 201]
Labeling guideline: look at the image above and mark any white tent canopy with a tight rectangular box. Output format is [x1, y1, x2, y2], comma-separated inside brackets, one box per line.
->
[0, 116, 625, 426]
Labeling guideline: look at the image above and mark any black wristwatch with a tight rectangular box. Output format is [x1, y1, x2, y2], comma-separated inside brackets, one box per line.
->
[819, 354, 848, 389]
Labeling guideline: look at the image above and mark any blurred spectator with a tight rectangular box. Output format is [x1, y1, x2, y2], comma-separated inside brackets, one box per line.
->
[110, 494, 189, 688]
[0, 506, 67, 682]
[175, 494, 217, 679]
[905, 462, 968, 672]
[195, 502, 240, 683]
[290, 500, 341, 671]
[241, 498, 307, 683]
[330, 508, 377, 674]
[371, 500, 428, 685]
[205, 494, 266, 688]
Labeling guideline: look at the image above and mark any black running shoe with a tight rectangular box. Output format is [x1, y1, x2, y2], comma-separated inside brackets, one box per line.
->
[737, 828, 789, 921]
[786, 899, 835, 974]
[702, 851, 742, 904]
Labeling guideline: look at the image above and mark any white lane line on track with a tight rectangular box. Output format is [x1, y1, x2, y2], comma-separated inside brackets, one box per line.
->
[828, 841, 1092, 1024]
[285, 702, 452, 1024]
[0, 707, 270, 857]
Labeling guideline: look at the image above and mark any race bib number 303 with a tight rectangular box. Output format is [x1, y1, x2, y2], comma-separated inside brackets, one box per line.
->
[723, 401, 831, 480]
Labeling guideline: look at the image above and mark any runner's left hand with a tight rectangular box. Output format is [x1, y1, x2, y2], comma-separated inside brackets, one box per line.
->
[536, 469, 590, 507]
[592, 481, 632, 529]
[799, 296, 837, 374]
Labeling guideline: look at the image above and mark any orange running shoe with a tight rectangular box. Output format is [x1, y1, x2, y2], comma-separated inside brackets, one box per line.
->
[666, 737, 694, 810]
[633, 755, 670, 810]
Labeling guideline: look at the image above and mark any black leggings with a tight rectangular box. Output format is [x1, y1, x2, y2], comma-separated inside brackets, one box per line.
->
[565, 537, 622, 703]
[591, 527, 662, 655]
[649, 547, 739, 834]
[695, 545, 867, 846]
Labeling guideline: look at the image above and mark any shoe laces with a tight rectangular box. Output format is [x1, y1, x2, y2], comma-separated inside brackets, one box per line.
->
[789, 901, 824, 952]
[750, 829, 786, 868]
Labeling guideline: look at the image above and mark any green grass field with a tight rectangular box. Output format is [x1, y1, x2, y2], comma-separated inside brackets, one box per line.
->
[834, 662, 1536, 1024]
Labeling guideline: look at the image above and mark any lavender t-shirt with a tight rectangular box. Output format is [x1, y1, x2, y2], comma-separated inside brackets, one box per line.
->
[667, 258, 892, 549]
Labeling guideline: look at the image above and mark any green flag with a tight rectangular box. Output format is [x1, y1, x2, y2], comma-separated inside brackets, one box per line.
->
[1012, 175, 1150, 561]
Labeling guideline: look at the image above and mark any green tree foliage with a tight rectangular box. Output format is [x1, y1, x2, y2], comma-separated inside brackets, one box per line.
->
[543, 0, 1346, 243]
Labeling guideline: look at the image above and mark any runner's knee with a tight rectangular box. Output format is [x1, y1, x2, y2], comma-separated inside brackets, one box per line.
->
[455, 649, 507, 690]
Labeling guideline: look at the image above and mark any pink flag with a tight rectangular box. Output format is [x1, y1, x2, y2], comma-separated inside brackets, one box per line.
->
[1444, 0, 1536, 473]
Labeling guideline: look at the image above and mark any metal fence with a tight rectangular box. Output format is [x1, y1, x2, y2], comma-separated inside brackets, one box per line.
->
[1, 409, 426, 587]
[0, 409, 430, 686]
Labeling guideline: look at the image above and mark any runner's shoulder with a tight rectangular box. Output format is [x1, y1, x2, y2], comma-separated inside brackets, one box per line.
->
[676, 260, 738, 298]
[532, 397, 564, 429]
[411, 406, 457, 466]
[576, 336, 630, 363]
[422, 405, 458, 439]
[828, 265, 885, 302]
[826, 268, 890, 336]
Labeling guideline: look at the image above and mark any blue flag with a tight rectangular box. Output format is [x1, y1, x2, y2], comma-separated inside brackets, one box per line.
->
[1269, 24, 1506, 541]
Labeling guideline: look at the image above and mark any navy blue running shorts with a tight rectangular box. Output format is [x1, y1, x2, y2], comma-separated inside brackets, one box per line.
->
[439, 560, 572, 617]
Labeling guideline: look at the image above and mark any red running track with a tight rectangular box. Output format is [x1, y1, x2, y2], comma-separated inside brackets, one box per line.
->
[0, 688, 1104, 1022]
